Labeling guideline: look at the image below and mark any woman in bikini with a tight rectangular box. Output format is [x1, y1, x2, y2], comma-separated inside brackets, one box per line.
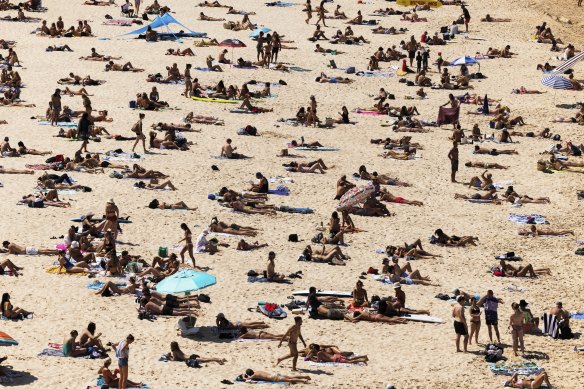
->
[504, 372, 552, 388]
[216, 313, 269, 330]
[379, 189, 423, 206]
[209, 217, 258, 237]
[178, 223, 195, 265]
[469, 297, 481, 345]
[1, 293, 32, 319]
[518, 225, 575, 237]
[238, 327, 287, 340]
[351, 280, 369, 307]
[167, 342, 226, 364]
[344, 311, 407, 325]
[499, 260, 551, 277]
[509, 302, 525, 356]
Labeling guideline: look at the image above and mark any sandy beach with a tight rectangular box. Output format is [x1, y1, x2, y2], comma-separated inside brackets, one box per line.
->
[0, 0, 583, 388]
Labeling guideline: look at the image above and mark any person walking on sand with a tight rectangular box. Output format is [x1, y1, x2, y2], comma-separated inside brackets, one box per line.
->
[276, 317, 306, 371]
[448, 141, 459, 183]
[509, 302, 525, 356]
[116, 334, 134, 389]
[452, 295, 468, 352]
[315, 1, 326, 27]
[134, 0, 141, 14]
[131, 113, 147, 153]
[178, 223, 196, 267]
[305, 0, 312, 24]
[461, 4, 470, 32]
[50, 88, 61, 126]
[77, 112, 91, 154]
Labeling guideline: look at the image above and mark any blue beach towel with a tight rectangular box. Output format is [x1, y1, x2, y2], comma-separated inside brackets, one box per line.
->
[268, 185, 290, 196]
[277, 206, 313, 214]
[508, 213, 548, 225]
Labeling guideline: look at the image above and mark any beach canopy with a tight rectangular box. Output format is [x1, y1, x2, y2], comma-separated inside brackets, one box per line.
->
[122, 13, 206, 38]
[337, 183, 376, 210]
[0, 331, 18, 346]
[551, 52, 584, 75]
[156, 269, 216, 295]
[449, 56, 480, 70]
[249, 27, 271, 38]
[541, 75, 573, 90]
[219, 38, 246, 48]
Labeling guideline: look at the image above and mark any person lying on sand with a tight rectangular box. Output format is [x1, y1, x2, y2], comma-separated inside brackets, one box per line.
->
[315, 72, 352, 84]
[401, 11, 427, 22]
[504, 372, 552, 389]
[140, 293, 198, 317]
[0, 258, 22, 276]
[474, 145, 518, 155]
[199, 12, 225, 21]
[465, 161, 508, 169]
[284, 161, 326, 174]
[481, 14, 511, 22]
[147, 199, 196, 211]
[302, 245, 348, 264]
[237, 239, 268, 251]
[228, 200, 277, 215]
[57, 250, 92, 273]
[166, 48, 195, 56]
[497, 259, 551, 277]
[240, 369, 311, 385]
[210, 216, 259, 236]
[518, 225, 574, 237]
[386, 240, 440, 259]
[0, 167, 34, 174]
[167, 342, 227, 364]
[358, 166, 411, 187]
[217, 313, 268, 330]
[80, 48, 121, 61]
[432, 229, 478, 246]
[308, 344, 368, 364]
[344, 311, 407, 324]
[95, 277, 138, 296]
[381, 148, 417, 160]
[238, 327, 287, 340]
[105, 61, 143, 72]
[239, 94, 273, 113]
[21, 192, 71, 208]
[379, 190, 423, 206]
[2, 241, 58, 255]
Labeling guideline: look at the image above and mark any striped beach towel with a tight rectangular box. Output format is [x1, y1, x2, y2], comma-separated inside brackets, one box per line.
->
[541, 313, 559, 339]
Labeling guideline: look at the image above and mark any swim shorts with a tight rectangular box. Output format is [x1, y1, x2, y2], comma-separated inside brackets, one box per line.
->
[451, 159, 459, 172]
[25, 247, 38, 255]
[454, 321, 468, 335]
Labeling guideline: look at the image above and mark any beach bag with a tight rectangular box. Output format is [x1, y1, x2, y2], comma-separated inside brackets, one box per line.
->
[440, 26, 448, 33]
[288, 234, 299, 242]
[158, 246, 168, 258]
[346, 66, 355, 74]
[185, 359, 201, 368]
[558, 323, 573, 339]
[247, 270, 259, 277]
[129, 100, 136, 109]
[311, 232, 323, 243]
[198, 294, 211, 303]
[435, 293, 450, 301]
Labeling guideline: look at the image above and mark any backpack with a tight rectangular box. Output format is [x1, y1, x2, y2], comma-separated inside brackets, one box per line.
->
[198, 294, 211, 303]
[346, 67, 355, 74]
[288, 234, 299, 242]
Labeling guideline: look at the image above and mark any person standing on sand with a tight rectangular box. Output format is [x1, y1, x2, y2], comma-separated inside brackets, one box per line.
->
[448, 141, 459, 183]
[478, 290, 503, 344]
[276, 317, 306, 371]
[77, 112, 91, 153]
[131, 113, 147, 153]
[184, 64, 192, 98]
[50, 88, 61, 126]
[305, 0, 312, 24]
[452, 295, 468, 352]
[134, 0, 141, 14]
[509, 302, 525, 356]
[116, 334, 134, 389]
[315, 1, 326, 27]
[178, 223, 196, 267]
[461, 5, 470, 32]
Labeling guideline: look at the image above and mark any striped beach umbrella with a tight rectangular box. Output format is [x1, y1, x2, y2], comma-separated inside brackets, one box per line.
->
[337, 183, 376, 210]
[0, 331, 18, 346]
[541, 75, 573, 90]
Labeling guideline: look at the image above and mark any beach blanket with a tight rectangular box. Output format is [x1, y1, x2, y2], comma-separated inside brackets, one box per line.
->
[45, 265, 87, 275]
[266, 185, 289, 196]
[493, 180, 513, 190]
[508, 213, 548, 225]
[437, 106, 460, 126]
[355, 70, 393, 77]
[268, 176, 293, 183]
[247, 276, 291, 284]
[265, 1, 297, 6]
[103, 19, 137, 26]
[293, 147, 339, 151]
[97, 376, 148, 388]
[489, 361, 544, 376]
[277, 206, 314, 214]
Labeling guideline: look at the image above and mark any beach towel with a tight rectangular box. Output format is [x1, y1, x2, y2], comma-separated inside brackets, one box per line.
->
[355, 70, 393, 77]
[542, 313, 559, 339]
[97, 376, 148, 388]
[489, 361, 544, 376]
[570, 312, 584, 320]
[508, 213, 548, 225]
[493, 180, 513, 190]
[37, 121, 77, 127]
[267, 185, 290, 196]
[45, 265, 87, 275]
[265, 1, 297, 6]
[437, 106, 460, 126]
[247, 276, 291, 284]
[86, 280, 125, 290]
[229, 108, 258, 114]
[293, 147, 339, 151]
[277, 206, 314, 214]
[268, 176, 294, 183]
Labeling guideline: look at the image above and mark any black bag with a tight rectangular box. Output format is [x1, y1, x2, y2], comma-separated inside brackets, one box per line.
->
[346, 66, 355, 74]
[558, 324, 574, 339]
[247, 270, 259, 277]
[28, 200, 44, 208]
[288, 234, 299, 242]
[185, 359, 201, 368]
[198, 294, 211, 303]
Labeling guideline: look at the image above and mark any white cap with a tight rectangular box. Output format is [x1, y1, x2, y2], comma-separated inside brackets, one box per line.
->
[71, 241, 79, 248]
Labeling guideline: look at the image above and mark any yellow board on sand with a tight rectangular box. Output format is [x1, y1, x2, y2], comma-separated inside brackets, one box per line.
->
[397, 0, 443, 8]
[396, 70, 407, 76]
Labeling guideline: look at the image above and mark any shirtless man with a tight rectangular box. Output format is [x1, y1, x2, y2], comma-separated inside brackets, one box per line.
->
[2, 241, 58, 255]
[465, 161, 508, 169]
[276, 317, 306, 371]
[266, 251, 285, 281]
[221, 138, 247, 159]
[474, 145, 518, 155]
[452, 295, 468, 352]
[334, 175, 355, 200]
[238, 327, 287, 340]
[448, 141, 459, 182]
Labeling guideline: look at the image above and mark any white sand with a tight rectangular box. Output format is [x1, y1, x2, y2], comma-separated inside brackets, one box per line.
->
[0, 0, 583, 388]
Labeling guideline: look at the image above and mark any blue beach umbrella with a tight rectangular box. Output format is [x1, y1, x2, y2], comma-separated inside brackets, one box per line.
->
[541, 75, 573, 90]
[156, 269, 216, 294]
[449, 55, 480, 70]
